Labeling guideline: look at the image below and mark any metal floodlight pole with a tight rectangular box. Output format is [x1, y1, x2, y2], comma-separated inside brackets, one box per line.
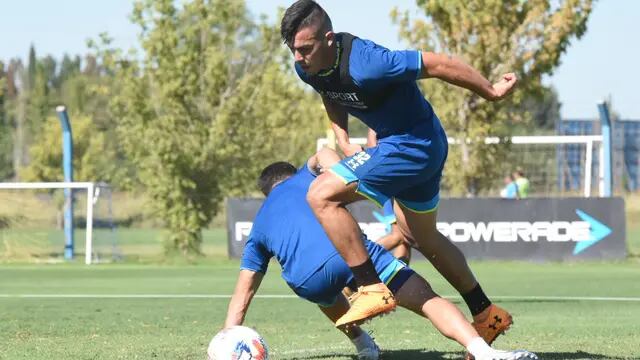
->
[56, 105, 75, 260]
[597, 102, 613, 197]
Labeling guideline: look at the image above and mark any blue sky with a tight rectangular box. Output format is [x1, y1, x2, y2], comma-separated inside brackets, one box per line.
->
[2, 0, 638, 119]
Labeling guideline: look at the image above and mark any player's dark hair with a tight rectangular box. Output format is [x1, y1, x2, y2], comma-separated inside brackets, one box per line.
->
[280, 0, 332, 47]
[258, 162, 297, 196]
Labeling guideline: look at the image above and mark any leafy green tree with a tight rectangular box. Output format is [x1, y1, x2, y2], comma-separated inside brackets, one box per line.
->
[3, 46, 134, 186]
[54, 54, 82, 89]
[9, 59, 28, 176]
[393, 0, 593, 195]
[0, 61, 12, 180]
[2, 59, 21, 179]
[96, 0, 325, 256]
[20, 113, 128, 185]
[27, 45, 36, 90]
[5, 59, 19, 99]
[521, 86, 561, 132]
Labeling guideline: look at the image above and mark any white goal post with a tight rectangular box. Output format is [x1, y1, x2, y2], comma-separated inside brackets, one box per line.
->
[317, 135, 605, 197]
[0, 182, 96, 264]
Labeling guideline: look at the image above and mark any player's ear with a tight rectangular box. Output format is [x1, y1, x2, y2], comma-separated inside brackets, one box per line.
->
[325, 31, 335, 47]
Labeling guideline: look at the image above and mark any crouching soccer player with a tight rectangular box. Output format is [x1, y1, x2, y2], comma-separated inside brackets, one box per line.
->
[221, 156, 538, 360]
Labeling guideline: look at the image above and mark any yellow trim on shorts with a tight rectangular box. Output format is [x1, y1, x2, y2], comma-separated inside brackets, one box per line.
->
[396, 198, 439, 214]
[326, 168, 384, 208]
[383, 261, 406, 285]
[355, 188, 384, 208]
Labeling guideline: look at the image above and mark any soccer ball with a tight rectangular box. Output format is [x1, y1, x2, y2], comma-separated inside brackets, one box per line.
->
[207, 326, 269, 360]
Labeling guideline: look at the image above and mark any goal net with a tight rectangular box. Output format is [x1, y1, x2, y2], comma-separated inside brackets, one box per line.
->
[0, 182, 120, 264]
[317, 135, 605, 197]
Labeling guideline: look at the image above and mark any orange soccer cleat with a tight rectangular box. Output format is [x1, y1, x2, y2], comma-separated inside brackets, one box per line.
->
[465, 304, 514, 360]
[335, 283, 397, 328]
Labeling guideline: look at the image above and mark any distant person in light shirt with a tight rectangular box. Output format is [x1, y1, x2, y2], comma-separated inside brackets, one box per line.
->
[500, 174, 519, 199]
[513, 168, 530, 198]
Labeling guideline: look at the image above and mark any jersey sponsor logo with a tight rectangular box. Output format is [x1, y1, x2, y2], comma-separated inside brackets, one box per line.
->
[436, 209, 612, 255]
[320, 90, 367, 109]
[321, 90, 360, 102]
[345, 152, 371, 171]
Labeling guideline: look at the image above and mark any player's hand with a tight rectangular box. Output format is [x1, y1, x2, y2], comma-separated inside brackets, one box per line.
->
[490, 73, 517, 101]
[342, 143, 364, 157]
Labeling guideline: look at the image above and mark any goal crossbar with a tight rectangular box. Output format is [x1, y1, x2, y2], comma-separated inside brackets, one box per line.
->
[0, 182, 95, 264]
[317, 135, 603, 149]
[317, 135, 604, 197]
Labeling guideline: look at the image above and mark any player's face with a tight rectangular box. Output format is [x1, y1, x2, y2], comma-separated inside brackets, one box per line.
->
[290, 26, 333, 75]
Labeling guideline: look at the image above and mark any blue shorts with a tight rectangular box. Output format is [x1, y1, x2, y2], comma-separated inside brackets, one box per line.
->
[293, 241, 415, 307]
[329, 121, 448, 213]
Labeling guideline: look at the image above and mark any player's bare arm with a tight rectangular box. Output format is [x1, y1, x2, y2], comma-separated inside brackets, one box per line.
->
[223, 270, 264, 328]
[322, 96, 362, 157]
[307, 147, 342, 175]
[366, 128, 377, 148]
[420, 52, 517, 101]
[375, 227, 405, 251]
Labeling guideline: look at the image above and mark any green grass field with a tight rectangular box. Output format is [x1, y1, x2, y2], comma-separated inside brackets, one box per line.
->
[1, 194, 639, 359]
[1, 260, 639, 359]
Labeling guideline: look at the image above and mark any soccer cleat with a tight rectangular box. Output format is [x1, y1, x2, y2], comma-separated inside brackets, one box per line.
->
[354, 333, 380, 360]
[335, 283, 396, 328]
[342, 286, 356, 304]
[473, 304, 513, 344]
[352, 331, 380, 360]
[356, 342, 379, 360]
[475, 350, 538, 360]
[465, 305, 513, 360]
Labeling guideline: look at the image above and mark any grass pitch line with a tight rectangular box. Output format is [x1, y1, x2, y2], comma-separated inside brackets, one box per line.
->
[0, 294, 298, 299]
[1, 294, 640, 301]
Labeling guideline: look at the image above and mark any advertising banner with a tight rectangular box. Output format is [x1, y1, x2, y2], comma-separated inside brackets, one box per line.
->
[226, 197, 626, 261]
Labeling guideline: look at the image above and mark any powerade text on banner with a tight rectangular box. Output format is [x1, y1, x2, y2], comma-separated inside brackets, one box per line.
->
[227, 198, 626, 261]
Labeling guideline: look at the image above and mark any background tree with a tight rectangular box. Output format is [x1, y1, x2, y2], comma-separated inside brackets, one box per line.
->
[96, 0, 325, 256]
[0, 61, 12, 180]
[20, 113, 128, 185]
[393, 0, 593, 195]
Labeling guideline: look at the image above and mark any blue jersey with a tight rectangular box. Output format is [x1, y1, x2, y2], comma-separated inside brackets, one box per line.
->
[295, 33, 439, 140]
[241, 165, 392, 290]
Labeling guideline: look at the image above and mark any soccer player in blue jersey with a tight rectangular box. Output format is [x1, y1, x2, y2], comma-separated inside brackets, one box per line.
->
[280, 0, 517, 345]
[221, 153, 538, 360]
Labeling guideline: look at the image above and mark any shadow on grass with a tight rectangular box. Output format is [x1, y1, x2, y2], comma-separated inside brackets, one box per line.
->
[292, 349, 633, 360]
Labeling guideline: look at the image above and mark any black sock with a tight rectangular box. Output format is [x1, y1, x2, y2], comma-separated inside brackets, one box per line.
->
[349, 258, 381, 287]
[462, 284, 492, 316]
